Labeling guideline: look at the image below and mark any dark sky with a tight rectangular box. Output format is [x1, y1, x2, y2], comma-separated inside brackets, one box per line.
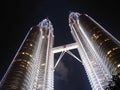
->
[1, 0, 120, 90]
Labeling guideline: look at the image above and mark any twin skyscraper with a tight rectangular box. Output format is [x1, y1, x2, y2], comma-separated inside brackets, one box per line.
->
[0, 12, 120, 90]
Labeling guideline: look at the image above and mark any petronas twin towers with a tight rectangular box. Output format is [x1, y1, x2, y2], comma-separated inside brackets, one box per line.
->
[0, 12, 120, 90]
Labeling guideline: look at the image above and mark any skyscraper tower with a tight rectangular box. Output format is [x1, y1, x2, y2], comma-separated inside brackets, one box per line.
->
[0, 19, 54, 90]
[69, 12, 120, 90]
[0, 12, 120, 90]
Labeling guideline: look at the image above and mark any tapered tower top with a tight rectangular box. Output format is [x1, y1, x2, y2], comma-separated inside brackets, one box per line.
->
[69, 12, 80, 24]
[37, 18, 53, 31]
[69, 12, 89, 24]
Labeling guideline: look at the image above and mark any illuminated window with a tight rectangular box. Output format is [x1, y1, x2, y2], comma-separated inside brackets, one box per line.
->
[106, 47, 120, 57]
[26, 61, 31, 65]
[20, 64, 25, 68]
[29, 54, 32, 57]
[22, 52, 25, 54]
[107, 50, 112, 55]
[22, 52, 32, 58]
[30, 44, 33, 46]
[104, 38, 109, 42]
[117, 64, 120, 68]
[92, 33, 102, 40]
[25, 52, 33, 57]
[37, 84, 42, 88]
[112, 47, 119, 51]
[41, 63, 45, 66]
[17, 71, 24, 74]
[15, 59, 31, 66]
[99, 38, 109, 46]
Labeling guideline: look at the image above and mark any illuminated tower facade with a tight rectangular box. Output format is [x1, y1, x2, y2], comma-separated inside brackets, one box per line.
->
[0, 19, 54, 90]
[69, 12, 120, 90]
[0, 12, 120, 90]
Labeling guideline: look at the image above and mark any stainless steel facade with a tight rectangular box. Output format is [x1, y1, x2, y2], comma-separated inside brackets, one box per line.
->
[69, 12, 120, 90]
[0, 12, 120, 90]
[0, 19, 54, 90]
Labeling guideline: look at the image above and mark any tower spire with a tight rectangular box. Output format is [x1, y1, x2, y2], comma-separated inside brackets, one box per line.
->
[69, 12, 80, 24]
[37, 18, 53, 31]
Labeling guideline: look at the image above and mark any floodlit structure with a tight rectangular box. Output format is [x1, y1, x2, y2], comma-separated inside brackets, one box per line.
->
[0, 19, 54, 90]
[69, 12, 120, 90]
[0, 12, 120, 90]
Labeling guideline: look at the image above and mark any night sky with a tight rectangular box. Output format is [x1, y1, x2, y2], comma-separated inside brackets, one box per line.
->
[1, 0, 120, 90]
